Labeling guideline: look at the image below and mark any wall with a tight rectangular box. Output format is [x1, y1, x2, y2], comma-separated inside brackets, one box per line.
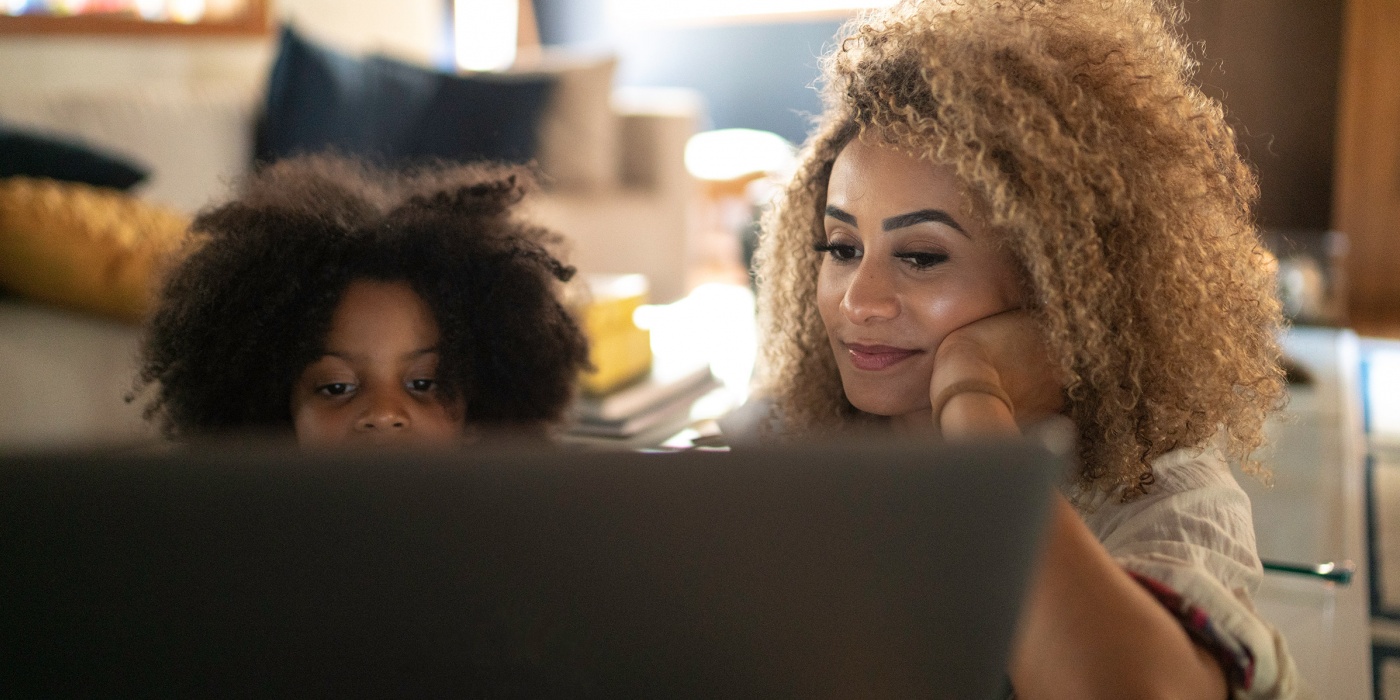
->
[535, 0, 842, 146]
[1184, 0, 1346, 232]
[537, 0, 1351, 231]
[0, 0, 446, 94]
[0, 36, 271, 93]
[609, 20, 841, 146]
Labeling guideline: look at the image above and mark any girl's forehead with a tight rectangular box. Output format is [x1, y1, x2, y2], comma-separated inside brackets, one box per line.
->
[324, 279, 440, 350]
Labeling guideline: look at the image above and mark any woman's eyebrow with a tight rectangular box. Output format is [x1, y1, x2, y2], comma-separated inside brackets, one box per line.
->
[882, 209, 968, 236]
[824, 205, 857, 226]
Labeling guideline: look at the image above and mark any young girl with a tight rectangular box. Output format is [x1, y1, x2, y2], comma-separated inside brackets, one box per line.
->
[134, 155, 590, 446]
[754, 0, 1300, 697]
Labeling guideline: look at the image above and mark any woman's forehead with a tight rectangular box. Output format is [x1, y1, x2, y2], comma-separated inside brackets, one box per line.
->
[829, 139, 966, 210]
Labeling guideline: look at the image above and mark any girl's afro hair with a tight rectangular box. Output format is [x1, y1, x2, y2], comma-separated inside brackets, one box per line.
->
[134, 154, 590, 438]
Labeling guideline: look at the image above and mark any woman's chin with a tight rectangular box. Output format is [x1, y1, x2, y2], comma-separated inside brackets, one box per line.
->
[835, 362, 935, 422]
[843, 389, 928, 422]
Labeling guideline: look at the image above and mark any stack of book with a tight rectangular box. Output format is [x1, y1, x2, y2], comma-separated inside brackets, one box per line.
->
[568, 361, 721, 439]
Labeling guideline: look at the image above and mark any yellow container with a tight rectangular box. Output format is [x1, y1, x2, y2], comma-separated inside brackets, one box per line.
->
[577, 274, 653, 395]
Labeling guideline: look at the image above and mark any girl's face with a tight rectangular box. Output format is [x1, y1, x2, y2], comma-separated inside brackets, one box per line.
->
[817, 137, 1023, 428]
[290, 279, 465, 447]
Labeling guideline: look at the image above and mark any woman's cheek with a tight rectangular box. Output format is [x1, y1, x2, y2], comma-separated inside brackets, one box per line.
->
[815, 263, 846, 328]
[909, 287, 974, 342]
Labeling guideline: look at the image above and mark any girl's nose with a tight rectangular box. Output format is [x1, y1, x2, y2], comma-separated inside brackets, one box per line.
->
[841, 260, 899, 324]
[357, 390, 409, 432]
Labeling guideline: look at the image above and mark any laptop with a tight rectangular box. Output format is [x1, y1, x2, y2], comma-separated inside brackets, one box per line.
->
[0, 436, 1064, 698]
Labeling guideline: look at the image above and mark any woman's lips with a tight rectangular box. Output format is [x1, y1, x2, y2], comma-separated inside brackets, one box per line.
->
[844, 343, 922, 371]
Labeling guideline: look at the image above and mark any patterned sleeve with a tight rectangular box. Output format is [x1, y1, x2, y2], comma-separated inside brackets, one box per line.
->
[1128, 570, 1256, 690]
[1070, 447, 1308, 699]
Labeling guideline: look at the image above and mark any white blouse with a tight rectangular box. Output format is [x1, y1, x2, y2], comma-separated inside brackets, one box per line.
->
[1065, 446, 1308, 699]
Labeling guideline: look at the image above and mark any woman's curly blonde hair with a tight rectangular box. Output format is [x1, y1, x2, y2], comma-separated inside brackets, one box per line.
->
[754, 0, 1285, 497]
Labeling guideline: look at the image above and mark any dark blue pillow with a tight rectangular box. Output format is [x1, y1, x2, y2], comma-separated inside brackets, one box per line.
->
[258, 26, 555, 166]
[0, 124, 149, 190]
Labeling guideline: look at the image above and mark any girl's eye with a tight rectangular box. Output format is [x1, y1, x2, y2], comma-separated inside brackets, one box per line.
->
[318, 383, 354, 396]
[813, 242, 860, 262]
[897, 251, 949, 269]
[408, 378, 436, 393]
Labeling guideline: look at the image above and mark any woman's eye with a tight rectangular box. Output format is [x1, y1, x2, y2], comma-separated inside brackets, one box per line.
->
[408, 378, 436, 393]
[813, 242, 860, 262]
[318, 383, 354, 396]
[898, 252, 949, 269]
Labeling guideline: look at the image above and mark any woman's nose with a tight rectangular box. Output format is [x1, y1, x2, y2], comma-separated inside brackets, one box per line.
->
[357, 390, 409, 432]
[840, 260, 899, 324]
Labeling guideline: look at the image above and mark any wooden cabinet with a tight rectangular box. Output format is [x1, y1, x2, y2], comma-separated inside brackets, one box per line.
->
[1334, 0, 1400, 330]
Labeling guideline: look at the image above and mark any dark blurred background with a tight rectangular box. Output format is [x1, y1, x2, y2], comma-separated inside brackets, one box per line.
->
[538, 0, 1344, 230]
[536, 0, 1384, 327]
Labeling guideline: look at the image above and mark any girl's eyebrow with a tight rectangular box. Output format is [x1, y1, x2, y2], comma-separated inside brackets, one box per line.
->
[322, 347, 441, 362]
[824, 205, 969, 237]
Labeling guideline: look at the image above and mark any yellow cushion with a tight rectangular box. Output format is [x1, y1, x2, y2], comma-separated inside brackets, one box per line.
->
[0, 177, 190, 323]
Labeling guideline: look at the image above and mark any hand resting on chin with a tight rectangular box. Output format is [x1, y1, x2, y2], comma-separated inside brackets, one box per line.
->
[929, 309, 1066, 438]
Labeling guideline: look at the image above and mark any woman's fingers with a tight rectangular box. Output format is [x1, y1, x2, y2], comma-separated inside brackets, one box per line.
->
[931, 310, 1065, 429]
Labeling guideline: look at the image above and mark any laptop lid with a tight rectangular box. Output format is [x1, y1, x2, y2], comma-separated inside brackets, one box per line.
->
[0, 437, 1063, 698]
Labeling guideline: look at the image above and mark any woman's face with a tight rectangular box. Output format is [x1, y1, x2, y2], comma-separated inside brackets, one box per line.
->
[290, 279, 465, 447]
[817, 137, 1022, 427]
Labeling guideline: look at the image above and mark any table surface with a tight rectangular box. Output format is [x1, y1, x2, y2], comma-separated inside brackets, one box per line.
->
[1241, 327, 1372, 699]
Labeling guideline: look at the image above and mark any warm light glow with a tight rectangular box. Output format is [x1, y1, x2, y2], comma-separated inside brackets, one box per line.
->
[168, 0, 203, 23]
[684, 129, 795, 182]
[53, 0, 89, 14]
[1371, 350, 1400, 438]
[606, 0, 896, 27]
[202, 0, 240, 20]
[455, 0, 518, 72]
[133, 0, 163, 19]
[634, 283, 757, 406]
[0, 0, 246, 19]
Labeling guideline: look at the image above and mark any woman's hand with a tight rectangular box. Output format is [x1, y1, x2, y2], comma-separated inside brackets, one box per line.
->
[929, 309, 1065, 437]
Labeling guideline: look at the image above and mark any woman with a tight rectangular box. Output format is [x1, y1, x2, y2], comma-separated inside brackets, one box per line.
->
[753, 0, 1300, 697]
